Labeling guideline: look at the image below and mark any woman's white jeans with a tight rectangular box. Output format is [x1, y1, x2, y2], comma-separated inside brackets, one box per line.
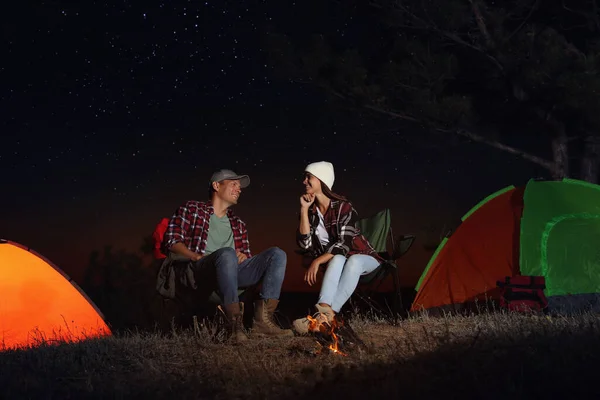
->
[318, 254, 381, 312]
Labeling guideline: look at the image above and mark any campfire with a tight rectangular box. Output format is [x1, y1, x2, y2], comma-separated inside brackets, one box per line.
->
[306, 314, 351, 356]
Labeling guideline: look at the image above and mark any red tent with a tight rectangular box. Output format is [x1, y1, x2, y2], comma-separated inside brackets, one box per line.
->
[410, 186, 524, 312]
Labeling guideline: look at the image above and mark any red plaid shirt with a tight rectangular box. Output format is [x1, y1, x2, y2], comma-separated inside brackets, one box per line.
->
[296, 200, 383, 263]
[162, 200, 252, 258]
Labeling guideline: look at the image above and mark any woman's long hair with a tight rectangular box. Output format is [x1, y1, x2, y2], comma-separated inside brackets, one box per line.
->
[319, 179, 348, 202]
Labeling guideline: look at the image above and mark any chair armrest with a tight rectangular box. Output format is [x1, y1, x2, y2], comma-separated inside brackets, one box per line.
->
[169, 253, 193, 262]
[392, 234, 416, 259]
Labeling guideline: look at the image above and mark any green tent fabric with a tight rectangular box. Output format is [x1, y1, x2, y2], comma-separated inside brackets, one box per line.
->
[520, 179, 600, 297]
[356, 208, 391, 253]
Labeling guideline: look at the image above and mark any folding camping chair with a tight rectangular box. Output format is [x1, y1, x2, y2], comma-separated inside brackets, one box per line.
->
[352, 208, 415, 318]
[155, 255, 255, 332]
[296, 208, 415, 318]
[151, 219, 255, 330]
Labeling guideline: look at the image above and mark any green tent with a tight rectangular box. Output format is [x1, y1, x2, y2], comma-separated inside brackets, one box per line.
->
[411, 178, 600, 313]
[520, 179, 600, 296]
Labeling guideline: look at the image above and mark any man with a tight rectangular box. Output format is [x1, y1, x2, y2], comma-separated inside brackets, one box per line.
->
[156, 169, 293, 343]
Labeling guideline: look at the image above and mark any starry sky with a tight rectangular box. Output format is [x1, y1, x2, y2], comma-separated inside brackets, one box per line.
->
[0, 1, 549, 291]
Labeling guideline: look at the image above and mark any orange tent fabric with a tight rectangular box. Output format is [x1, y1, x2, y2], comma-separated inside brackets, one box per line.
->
[0, 240, 111, 350]
[152, 218, 170, 259]
[410, 186, 524, 312]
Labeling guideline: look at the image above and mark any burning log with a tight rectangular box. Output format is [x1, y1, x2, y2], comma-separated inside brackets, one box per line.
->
[306, 315, 367, 356]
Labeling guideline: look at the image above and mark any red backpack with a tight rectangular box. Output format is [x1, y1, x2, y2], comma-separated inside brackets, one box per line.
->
[152, 218, 170, 260]
[496, 275, 548, 313]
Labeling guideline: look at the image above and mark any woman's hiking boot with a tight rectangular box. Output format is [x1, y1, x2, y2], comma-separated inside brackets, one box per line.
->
[224, 302, 249, 344]
[252, 299, 294, 337]
[292, 303, 335, 335]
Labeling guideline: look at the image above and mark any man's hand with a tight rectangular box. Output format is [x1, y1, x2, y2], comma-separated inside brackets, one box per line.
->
[236, 251, 248, 264]
[300, 193, 315, 209]
[172, 243, 202, 262]
[304, 260, 321, 286]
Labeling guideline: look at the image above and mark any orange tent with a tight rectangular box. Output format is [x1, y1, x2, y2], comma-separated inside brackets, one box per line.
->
[410, 186, 524, 313]
[0, 239, 111, 350]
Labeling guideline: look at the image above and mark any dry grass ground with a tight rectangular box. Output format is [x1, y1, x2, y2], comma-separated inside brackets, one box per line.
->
[2, 310, 600, 399]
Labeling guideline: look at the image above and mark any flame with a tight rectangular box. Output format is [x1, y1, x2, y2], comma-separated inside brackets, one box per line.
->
[306, 314, 319, 331]
[306, 314, 347, 356]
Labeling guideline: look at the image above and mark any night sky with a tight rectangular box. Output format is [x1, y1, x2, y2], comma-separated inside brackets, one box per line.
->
[1, 1, 549, 291]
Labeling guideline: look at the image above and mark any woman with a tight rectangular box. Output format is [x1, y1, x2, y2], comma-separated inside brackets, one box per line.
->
[292, 161, 384, 334]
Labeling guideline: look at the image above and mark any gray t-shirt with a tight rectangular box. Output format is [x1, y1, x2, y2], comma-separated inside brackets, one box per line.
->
[204, 213, 235, 256]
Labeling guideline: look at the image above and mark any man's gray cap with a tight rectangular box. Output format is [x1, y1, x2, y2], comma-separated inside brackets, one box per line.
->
[209, 169, 250, 188]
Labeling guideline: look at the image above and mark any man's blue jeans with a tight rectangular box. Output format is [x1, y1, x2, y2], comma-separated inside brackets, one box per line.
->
[192, 247, 287, 305]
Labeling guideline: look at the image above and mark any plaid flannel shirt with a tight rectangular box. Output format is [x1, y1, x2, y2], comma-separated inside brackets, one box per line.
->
[296, 200, 383, 263]
[162, 200, 252, 258]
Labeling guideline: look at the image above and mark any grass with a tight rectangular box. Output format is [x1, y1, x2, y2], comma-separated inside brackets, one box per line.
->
[2, 309, 600, 399]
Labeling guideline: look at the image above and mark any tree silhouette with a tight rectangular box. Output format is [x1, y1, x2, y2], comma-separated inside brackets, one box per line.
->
[139, 234, 155, 257]
[266, 0, 600, 182]
[82, 240, 159, 332]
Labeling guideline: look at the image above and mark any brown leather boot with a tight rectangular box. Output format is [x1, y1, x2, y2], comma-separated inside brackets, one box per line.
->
[223, 302, 248, 343]
[252, 299, 294, 337]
